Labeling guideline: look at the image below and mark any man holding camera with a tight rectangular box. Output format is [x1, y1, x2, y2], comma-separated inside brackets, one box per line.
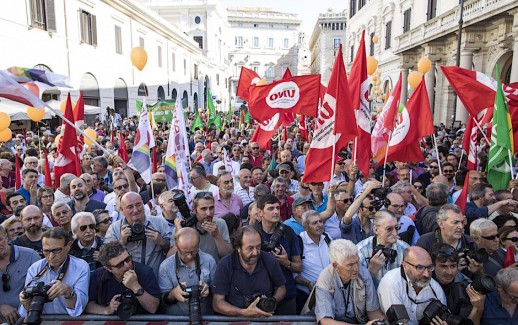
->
[86, 241, 160, 316]
[159, 228, 216, 316]
[213, 226, 286, 317]
[18, 228, 90, 318]
[105, 192, 171, 278]
[481, 267, 518, 324]
[469, 219, 505, 276]
[357, 210, 409, 288]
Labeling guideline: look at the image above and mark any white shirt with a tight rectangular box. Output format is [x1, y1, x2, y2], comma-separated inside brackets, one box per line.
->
[190, 183, 219, 197]
[234, 184, 254, 206]
[298, 231, 331, 294]
[53, 189, 71, 203]
[377, 268, 446, 325]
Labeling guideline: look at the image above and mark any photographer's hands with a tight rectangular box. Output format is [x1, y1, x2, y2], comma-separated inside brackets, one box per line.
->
[242, 297, 272, 318]
[122, 270, 142, 294]
[106, 294, 121, 315]
[169, 282, 189, 303]
[368, 250, 385, 276]
[120, 224, 131, 245]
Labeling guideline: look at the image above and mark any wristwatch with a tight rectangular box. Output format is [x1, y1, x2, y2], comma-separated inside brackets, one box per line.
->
[134, 287, 145, 297]
[64, 290, 76, 299]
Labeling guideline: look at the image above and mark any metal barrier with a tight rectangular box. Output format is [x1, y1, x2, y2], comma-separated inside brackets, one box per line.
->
[41, 314, 317, 324]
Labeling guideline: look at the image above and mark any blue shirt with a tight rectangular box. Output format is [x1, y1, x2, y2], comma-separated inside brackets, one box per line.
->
[481, 291, 518, 325]
[340, 215, 374, 244]
[15, 186, 32, 205]
[310, 194, 328, 213]
[19, 255, 90, 317]
[283, 217, 304, 235]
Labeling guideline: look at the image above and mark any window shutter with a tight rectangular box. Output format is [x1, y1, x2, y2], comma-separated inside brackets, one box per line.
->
[45, 0, 57, 32]
[91, 14, 97, 46]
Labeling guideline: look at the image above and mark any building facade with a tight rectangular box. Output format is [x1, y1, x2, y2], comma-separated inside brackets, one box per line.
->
[345, 0, 518, 125]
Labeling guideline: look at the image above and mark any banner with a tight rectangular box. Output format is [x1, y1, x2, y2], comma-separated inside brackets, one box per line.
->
[136, 100, 175, 123]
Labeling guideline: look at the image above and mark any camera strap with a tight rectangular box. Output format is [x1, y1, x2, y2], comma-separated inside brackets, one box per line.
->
[30, 255, 71, 284]
[175, 253, 201, 290]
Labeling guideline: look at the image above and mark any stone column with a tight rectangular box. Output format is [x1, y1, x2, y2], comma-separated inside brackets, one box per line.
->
[454, 50, 475, 123]
[425, 62, 436, 114]
[400, 68, 409, 105]
[510, 9, 518, 83]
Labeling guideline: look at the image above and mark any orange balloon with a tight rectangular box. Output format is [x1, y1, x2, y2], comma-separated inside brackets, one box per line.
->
[418, 57, 432, 74]
[131, 47, 148, 71]
[60, 100, 67, 114]
[0, 113, 10, 132]
[256, 78, 268, 86]
[27, 106, 46, 122]
[408, 71, 424, 89]
[55, 134, 62, 146]
[84, 128, 97, 146]
[372, 35, 379, 44]
[367, 56, 378, 75]
[0, 128, 11, 142]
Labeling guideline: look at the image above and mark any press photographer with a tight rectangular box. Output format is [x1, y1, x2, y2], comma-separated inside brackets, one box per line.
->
[18, 228, 90, 322]
[85, 241, 160, 318]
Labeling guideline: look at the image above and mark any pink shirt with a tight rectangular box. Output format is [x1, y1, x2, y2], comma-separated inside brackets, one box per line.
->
[214, 191, 243, 218]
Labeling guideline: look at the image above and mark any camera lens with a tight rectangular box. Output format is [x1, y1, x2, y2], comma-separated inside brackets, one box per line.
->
[472, 274, 497, 295]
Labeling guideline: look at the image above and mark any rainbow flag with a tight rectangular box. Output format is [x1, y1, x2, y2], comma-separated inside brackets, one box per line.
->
[127, 97, 155, 184]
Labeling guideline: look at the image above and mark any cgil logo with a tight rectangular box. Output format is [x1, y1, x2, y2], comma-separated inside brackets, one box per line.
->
[265, 81, 300, 109]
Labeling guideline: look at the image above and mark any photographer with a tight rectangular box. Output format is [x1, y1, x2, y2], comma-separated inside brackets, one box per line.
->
[481, 267, 518, 324]
[357, 210, 410, 288]
[159, 228, 216, 316]
[85, 241, 160, 316]
[431, 244, 485, 324]
[212, 226, 286, 317]
[18, 228, 90, 318]
[105, 192, 171, 278]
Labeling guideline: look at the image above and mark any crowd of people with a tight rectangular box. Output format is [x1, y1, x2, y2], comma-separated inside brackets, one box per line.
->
[0, 115, 517, 325]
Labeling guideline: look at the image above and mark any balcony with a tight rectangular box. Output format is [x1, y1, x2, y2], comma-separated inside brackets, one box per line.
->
[394, 0, 516, 54]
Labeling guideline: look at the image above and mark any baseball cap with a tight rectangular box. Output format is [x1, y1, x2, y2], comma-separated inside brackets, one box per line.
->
[278, 163, 291, 172]
[292, 197, 314, 209]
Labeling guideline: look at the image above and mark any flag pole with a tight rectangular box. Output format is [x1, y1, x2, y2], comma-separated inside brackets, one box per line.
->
[432, 134, 442, 175]
[331, 134, 337, 182]
[471, 116, 490, 145]
[508, 149, 515, 180]
[382, 131, 393, 186]
[353, 137, 358, 166]
[458, 149, 464, 170]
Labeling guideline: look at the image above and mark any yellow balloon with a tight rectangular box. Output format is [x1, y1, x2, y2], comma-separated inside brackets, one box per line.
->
[0, 112, 11, 132]
[367, 56, 378, 75]
[84, 128, 97, 146]
[27, 106, 46, 122]
[0, 128, 11, 142]
[372, 35, 379, 44]
[131, 47, 148, 71]
[408, 71, 424, 89]
[55, 134, 62, 146]
[418, 57, 432, 74]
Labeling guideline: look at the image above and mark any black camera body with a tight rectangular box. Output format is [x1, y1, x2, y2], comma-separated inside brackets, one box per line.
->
[116, 290, 138, 321]
[184, 285, 202, 325]
[262, 224, 286, 254]
[386, 304, 410, 325]
[373, 245, 398, 264]
[127, 222, 146, 242]
[22, 282, 53, 325]
[244, 294, 277, 313]
[173, 193, 198, 228]
[420, 300, 474, 325]
[460, 248, 488, 264]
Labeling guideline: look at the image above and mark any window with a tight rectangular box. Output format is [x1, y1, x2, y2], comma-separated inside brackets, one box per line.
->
[403, 9, 411, 32]
[269, 24, 274, 28]
[172, 53, 176, 72]
[385, 21, 392, 49]
[216, 74, 220, 86]
[79, 10, 97, 46]
[30, 0, 56, 31]
[252, 66, 259, 73]
[350, 45, 354, 63]
[283, 38, 289, 49]
[236, 36, 243, 48]
[350, 0, 356, 18]
[194, 64, 198, 79]
[114, 25, 122, 54]
[427, 0, 437, 20]
[139, 37, 145, 48]
[359, 0, 366, 9]
[253, 23, 258, 28]
[369, 32, 374, 56]
[193, 36, 203, 49]
[252, 37, 259, 48]
[266, 67, 274, 78]
[267, 37, 274, 49]
[158, 46, 162, 67]
[333, 38, 341, 49]
[184, 59, 187, 76]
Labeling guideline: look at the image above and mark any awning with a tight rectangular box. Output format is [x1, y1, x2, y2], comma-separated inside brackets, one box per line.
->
[0, 98, 53, 121]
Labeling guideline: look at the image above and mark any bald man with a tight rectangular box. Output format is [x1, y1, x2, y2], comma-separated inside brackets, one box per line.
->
[378, 246, 447, 325]
[69, 178, 106, 215]
[105, 192, 171, 277]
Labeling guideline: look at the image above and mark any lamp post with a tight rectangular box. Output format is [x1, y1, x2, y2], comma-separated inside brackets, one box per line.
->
[452, 0, 465, 127]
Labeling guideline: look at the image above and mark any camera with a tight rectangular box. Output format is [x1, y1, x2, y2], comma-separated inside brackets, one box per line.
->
[262, 224, 286, 254]
[460, 248, 488, 264]
[116, 290, 138, 321]
[371, 187, 391, 211]
[184, 285, 202, 325]
[22, 282, 53, 325]
[386, 304, 409, 325]
[173, 193, 197, 228]
[471, 274, 496, 294]
[127, 222, 146, 242]
[419, 300, 474, 325]
[372, 245, 398, 263]
[244, 294, 277, 313]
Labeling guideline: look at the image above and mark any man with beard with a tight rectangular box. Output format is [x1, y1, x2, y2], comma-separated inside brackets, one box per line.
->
[214, 171, 243, 218]
[378, 246, 447, 325]
[68, 178, 107, 214]
[5, 193, 26, 218]
[466, 183, 518, 229]
[15, 169, 38, 206]
[80, 173, 105, 202]
[11, 205, 45, 257]
[69, 212, 104, 271]
[0, 225, 40, 325]
[441, 162, 456, 193]
[212, 226, 286, 317]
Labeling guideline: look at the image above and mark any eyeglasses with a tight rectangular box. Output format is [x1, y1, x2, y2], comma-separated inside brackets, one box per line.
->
[404, 261, 435, 273]
[362, 205, 376, 212]
[190, 175, 201, 181]
[390, 204, 405, 210]
[114, 183, 129, 191]
[2, 274, 10, 292]
[109, 255, 132, 269]
[79, 224, 96, 232]
[43, 247, 64, 256]
[341, 198, 354, 204]
[481, 234, 499, 241]
[384, 225, 402, 233]
[503, 236, 518, 243]
[97, 217, 112, 225]
[41, 194, 53, 200]
[414, 185, 423, 190]
[177, 248, 199, 257]
[443, 170, 455, 174]
[502, 286, 518, 302]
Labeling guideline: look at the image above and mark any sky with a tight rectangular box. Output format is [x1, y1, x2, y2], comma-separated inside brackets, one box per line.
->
[219, 0, 343, 35]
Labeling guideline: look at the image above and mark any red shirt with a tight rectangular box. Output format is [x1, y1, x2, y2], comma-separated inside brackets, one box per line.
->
[248, 154, 263, 168]
[279, 195, 294, 222]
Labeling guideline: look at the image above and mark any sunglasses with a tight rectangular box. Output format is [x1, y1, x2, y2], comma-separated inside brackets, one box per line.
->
[481, 234, 499, 241]
[341, 198, 354, 204]
[79, 224, 96, 232]
[443, 170, 454, 173]
[109, 255, 133, 269]
[97, 218, 112, 225]
[114, 183, 129, 191]
[429, 166, 439, 169]
[251, 147, 259, 150]
[362, 206, 376, 212]
[2, 274, 10, 292]
[384, 225, 402, 232]
[504, 236, 518, 243]
[337, 162, 345, 166]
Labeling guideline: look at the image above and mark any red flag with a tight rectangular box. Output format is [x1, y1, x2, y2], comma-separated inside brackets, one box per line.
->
[117, 131, 129, 163]
[299, 115, 308, 141]
[454, 174, 469, 214]
[110, 129, 115, 144]
[248, 74, 321, 122]
[282, 68, 293, 79]
[236, 67, 260, 102]
[282, 126, 287, 142]
[14, 154, 21, 190]
[348, 30, 371, 177]
[303, 45, 357, 183]
[74, 92, 85, 154]
[462, 116, 478, 170]
[382, 79, 434, 165]
[152, 146, 157, 173]
[53, 94, 80, 189]
[251, 114, 286, 150]
[43, 150, 52, 187]
[504, 245, 516, 268]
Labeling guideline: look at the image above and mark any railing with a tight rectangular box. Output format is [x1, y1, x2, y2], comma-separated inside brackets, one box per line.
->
[40, 314, 317, 324]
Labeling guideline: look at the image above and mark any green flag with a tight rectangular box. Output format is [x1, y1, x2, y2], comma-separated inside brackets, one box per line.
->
[206, 89, 216, 119]
[244, 111, 251, 124]
[191, 113, 203, 132]
[487, 65, 514, 190]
